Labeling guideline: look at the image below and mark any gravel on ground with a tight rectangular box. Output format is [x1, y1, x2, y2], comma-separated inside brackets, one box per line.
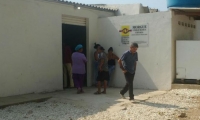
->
[0, 89, 200, 120]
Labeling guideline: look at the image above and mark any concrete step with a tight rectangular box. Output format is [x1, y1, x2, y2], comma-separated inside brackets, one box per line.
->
[0, 94, 52, 109]
[174, 79, 200, 84]
[172, 84, 200, 90]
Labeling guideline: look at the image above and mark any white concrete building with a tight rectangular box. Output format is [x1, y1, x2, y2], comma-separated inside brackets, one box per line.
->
[0, 0, 116, 97]
[0, 0, 199, 97]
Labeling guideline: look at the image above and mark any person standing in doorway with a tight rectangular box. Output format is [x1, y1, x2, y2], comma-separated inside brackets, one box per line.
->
[63, 44, 74, 88]
[72, 44, 87, 94]
[107, 47, 119, 87]
[118, 43, 138, 100]
[94, 46, 109, 94]
[93, 43, 101, 86]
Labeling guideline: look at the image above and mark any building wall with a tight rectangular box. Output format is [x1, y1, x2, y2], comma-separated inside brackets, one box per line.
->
[98, 12, 172, 90]
[0, 0, 115, 97]
[171, 11, 196, 82]
[141, 6, 150, 13]
[194, 20, 200, 40]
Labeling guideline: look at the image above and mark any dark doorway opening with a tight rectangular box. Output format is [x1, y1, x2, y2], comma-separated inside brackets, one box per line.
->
[62, 24, 87, 88]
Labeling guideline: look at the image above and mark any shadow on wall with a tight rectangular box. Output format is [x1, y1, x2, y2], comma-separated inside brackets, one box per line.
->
[134, 62, 157, 90]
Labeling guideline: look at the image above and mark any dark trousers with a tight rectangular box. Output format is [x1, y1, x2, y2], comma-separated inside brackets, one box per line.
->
[73, 74, 85, 89]
[120, 72, 135, 99]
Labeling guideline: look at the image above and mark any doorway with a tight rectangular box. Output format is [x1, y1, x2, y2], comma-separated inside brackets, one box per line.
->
[62, 24, 87, 88]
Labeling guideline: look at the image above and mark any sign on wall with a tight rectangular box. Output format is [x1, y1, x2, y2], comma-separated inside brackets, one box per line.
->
[119, 24, 149, 47]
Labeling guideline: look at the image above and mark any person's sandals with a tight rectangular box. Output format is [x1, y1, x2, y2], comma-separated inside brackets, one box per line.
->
[77, 89, 81, 94]
[80, 90, 84, 93]
[77, 90, 81, 94]
[101, 91, 106, 94]
[94, 91, 101, 95]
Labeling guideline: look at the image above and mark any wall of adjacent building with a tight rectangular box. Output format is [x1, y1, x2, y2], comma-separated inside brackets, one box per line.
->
[98, 12, 172, 90]
[106, 4, 148, 16]
[171, 11, 196, 82]
[194, 20, 200, 40]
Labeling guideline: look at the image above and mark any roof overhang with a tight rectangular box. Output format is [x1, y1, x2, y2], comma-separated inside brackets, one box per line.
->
[44, 0, 118, 12]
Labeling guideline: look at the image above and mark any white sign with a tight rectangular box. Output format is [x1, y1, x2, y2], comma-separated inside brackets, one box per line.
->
[120, 24, 149, 47]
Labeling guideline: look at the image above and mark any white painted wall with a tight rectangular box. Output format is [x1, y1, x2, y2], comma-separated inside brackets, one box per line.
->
[171, 11, 196, 82]
[176, 41, 200, 79]
[172, 14, 195, 40]
[0, 0, 115, 97]
[98, 12, 172, 90]
[194, 20, 200, 40]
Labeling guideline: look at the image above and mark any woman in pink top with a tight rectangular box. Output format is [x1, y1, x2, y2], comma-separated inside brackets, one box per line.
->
[72, 44, 87, 94]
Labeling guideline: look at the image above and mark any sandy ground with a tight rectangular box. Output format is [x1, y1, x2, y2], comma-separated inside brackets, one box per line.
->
[177, 97, 200, 120]
[0, 88, 200, 120]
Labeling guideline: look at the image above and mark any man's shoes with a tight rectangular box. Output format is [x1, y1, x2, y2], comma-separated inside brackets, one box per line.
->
[120, 92, 126, 99]
[129, 95, 135, 101]
[129, 98, 134, 101]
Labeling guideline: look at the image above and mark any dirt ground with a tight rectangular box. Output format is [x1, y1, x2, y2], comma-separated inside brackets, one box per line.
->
[0, 88, 199, 120]
[177, 97, 200, 120]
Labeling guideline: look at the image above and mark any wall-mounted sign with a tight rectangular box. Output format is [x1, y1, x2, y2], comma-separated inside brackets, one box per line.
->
[119, 24, 149, 47]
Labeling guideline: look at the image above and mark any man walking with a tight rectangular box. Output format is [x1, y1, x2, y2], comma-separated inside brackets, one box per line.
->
[118, 43, 138, 100]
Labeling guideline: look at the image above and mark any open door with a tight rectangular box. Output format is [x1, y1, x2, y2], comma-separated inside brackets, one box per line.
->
[62, 15, 87, 88]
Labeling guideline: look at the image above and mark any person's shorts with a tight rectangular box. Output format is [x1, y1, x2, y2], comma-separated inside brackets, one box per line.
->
[97, 71, 109, 81]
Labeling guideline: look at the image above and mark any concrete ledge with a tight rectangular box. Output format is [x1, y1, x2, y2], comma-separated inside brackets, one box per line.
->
[172, 84, 200, 90]
[0, 94, 51, 109]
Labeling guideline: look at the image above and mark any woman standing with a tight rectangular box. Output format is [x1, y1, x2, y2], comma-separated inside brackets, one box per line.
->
[72, 44, 87, 94]
[93, 43, 101, 86]
[94, 46, 109, 94]
[107, 47, 119, 87]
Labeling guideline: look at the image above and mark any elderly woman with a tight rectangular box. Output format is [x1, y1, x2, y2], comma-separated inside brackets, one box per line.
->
[72, 44, 87, 94]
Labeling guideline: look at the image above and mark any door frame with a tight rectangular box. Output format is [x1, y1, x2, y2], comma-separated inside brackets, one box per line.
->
[61, 15, 90, 87]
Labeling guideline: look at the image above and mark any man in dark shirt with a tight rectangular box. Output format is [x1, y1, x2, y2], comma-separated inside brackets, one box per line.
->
[63, 45, 74, 88]
[118, 43, 138, 100]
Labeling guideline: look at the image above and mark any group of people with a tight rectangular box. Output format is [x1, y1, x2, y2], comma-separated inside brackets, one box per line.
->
[63, 42, 139, 100]
[93, 43, 119, 94]
[93, 42, 139, 100]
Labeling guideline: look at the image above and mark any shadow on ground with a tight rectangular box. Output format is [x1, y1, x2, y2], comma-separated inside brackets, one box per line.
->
[134, 101, 180, 109]
[0, 87, 166, 120]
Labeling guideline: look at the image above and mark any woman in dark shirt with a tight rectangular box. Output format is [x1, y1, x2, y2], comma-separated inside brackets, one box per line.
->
[107, 47, 119, 87]
[93, 43, 101, 86]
